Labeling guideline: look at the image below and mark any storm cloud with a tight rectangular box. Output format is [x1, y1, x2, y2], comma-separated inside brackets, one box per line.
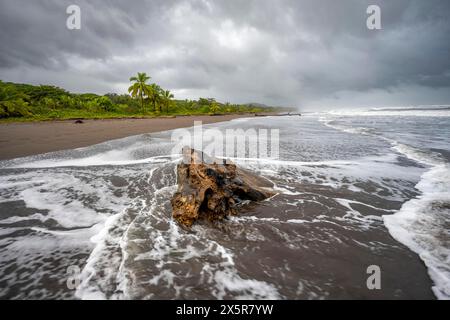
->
[0, 0, 449, 110]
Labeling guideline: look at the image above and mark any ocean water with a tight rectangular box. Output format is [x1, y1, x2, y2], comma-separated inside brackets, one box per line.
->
[0, 107, 448, 299]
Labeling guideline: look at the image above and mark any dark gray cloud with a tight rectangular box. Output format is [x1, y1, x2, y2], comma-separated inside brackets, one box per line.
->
[0, 0, 449, 109]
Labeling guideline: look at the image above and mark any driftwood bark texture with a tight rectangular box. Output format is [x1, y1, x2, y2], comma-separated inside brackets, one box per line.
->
[171, 148, 273, 227]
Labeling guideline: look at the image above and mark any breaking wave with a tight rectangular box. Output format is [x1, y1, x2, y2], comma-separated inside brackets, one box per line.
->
[321, 112, 450, 299]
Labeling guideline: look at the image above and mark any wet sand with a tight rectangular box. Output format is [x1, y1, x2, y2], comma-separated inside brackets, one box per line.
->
[0, 113, 439, 299]
[0, 114, 253, 160]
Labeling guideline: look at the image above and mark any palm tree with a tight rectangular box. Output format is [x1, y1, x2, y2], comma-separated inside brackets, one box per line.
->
[162, 90, 174, 113]
[128, 72, 151, 111]
[209, 101, 220, 114]
[148, 84, 162, 112]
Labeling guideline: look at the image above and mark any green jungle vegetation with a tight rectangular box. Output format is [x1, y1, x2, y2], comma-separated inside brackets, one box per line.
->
[0, 72, 281, 122]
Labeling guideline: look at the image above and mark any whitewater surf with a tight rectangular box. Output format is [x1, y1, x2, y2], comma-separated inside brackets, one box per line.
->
[0, 108, 448, 299]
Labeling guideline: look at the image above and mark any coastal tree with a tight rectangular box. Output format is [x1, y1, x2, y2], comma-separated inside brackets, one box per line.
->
[161, 90, 174, 113]
[128, 72, 152, 112]
[148, 83, 162, 112]
[96, 96, 114, 112]
[209, 101, 220, 114]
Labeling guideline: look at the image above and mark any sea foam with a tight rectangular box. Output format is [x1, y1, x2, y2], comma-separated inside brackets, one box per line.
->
[384, 164, 450, 299]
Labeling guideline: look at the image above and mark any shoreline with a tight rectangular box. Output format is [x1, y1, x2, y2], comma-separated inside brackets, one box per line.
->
[0, 114, 258, 160]
[0, 111, 442, 299]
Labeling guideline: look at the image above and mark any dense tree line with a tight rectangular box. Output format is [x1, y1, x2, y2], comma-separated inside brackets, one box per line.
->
[0, 74, 278, 120]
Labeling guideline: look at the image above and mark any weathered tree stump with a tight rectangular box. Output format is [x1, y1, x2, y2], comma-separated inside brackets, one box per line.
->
[171, 148, 274, 227]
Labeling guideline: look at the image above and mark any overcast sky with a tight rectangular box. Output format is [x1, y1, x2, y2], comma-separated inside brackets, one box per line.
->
[0, 0, 449, 110]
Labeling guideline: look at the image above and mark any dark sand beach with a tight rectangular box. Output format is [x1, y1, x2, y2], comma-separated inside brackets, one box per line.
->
[0, 112, 448, 299]
[0, 114, 253, 160]
[1, 0, 449, 303]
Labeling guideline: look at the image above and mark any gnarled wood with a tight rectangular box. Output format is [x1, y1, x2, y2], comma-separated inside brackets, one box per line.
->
[171, 148, 274, 227]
